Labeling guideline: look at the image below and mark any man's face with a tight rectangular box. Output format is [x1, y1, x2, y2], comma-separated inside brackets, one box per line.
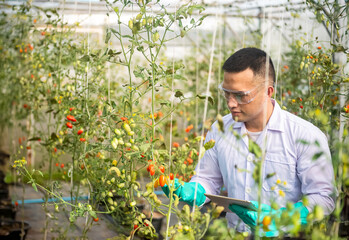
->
[222, 68, 271, 124]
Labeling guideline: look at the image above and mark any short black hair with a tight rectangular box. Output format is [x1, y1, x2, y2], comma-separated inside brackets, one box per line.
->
[222, 47, 275, 86]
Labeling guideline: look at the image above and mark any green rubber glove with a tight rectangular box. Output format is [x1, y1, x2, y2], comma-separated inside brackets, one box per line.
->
[229, 201, 309, 237]
[161, 178, 206, 207]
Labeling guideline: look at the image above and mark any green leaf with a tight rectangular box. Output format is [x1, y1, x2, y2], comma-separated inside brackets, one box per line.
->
[37, 170, 44, 177]
[159, 100, 171, 107]
[110, 28, 119, 35]
[175, 90, 184, 98]
[266, 172, 276, 179]
[196, 94, 214, 105]
[50, 133, 58, 141]
[80, 55, 90, 62]
[32, 183, 38, 192]
[111, 101, 117, 109]
[248, 140, 262, 159]
[28, 137, 41, 141]
[297, 139, 309, 145]
[105, 30, 111, 44]
[312, 151, 323, 161]
[139, 143, 151, 153]
[174, 74, 186, 80]
[108, 49, 122, 57]
[89, 210, 97, 219]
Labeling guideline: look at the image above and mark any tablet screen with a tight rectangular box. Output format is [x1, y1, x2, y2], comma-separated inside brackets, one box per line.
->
[204, 193, 257, 212]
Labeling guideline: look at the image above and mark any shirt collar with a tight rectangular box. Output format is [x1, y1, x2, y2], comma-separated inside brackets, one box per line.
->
[232, 99, 284, 132]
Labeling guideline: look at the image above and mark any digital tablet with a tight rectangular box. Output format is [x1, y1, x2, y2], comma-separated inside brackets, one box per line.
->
[204, 193, 257, 212]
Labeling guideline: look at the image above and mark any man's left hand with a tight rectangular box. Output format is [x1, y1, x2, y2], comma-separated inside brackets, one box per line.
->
[228, 201, 309, 237]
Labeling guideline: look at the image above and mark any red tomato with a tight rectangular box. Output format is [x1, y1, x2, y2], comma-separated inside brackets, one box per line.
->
[149, 168, 155, 176]
[93, 217, 99, 222]
[60, 163, 64, 168]
[121, 117, 128, 121]
[80, 138, 86, 142]
[159, 166, 165, 173]
[15, 201, 19, 207]
[169, 173, 174, 180]
[67, 115, 77, 122]
[147, 164, 154, 172]
[77, 129, 83, 135]
[55, 163, 59, 167]
[159, 175, 166, 187]
[134, 224, 138, 230]
[54, 147, 57, 153]
[69, 107, 73, 111]
[66, 122, 73, 128]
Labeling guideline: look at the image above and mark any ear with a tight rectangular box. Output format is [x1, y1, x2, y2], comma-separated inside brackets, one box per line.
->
[267, 86, 274, 98]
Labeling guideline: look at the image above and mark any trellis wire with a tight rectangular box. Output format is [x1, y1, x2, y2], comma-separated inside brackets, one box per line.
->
[165, 3, 177, 239]
[275, 8, 285, 104]
[192, 10, 218, 214]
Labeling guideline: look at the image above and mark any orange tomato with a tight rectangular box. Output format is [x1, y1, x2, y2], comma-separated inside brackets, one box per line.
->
[186, 158, 193, 165]
[154, 179, 159, 188]
[159, 175, 167, 187]
[262, 216, 271, 226]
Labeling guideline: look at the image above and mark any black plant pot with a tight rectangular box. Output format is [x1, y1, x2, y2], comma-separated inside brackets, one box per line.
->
[0, 185, 8, 201]
[0, 220, 30, 240]
[0, 206, 16, 220]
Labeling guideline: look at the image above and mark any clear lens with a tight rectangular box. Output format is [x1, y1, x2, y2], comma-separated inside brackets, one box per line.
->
[218, 84, 260, 104]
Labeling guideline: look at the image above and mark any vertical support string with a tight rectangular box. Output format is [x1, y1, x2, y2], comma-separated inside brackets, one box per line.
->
[165, 5, 177, 239]
[274, 8, 285, 104]
[193, 11, 218, 213]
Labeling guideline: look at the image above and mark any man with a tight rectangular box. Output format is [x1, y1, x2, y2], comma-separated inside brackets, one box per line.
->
[162, 48, 336, 236]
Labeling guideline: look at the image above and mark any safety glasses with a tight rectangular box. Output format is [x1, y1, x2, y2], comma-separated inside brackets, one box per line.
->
[218, 83, 263, 104]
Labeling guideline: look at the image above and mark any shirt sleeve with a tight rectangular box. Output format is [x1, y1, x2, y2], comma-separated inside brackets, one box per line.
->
[190, 123, 224, 200]
[296, 128, 336, 215]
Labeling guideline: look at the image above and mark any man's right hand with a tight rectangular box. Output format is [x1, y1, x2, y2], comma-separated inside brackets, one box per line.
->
[161, 178, 206, 207]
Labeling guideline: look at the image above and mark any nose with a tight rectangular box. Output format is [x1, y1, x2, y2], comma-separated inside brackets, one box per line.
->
[227, 96, 238, 109]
